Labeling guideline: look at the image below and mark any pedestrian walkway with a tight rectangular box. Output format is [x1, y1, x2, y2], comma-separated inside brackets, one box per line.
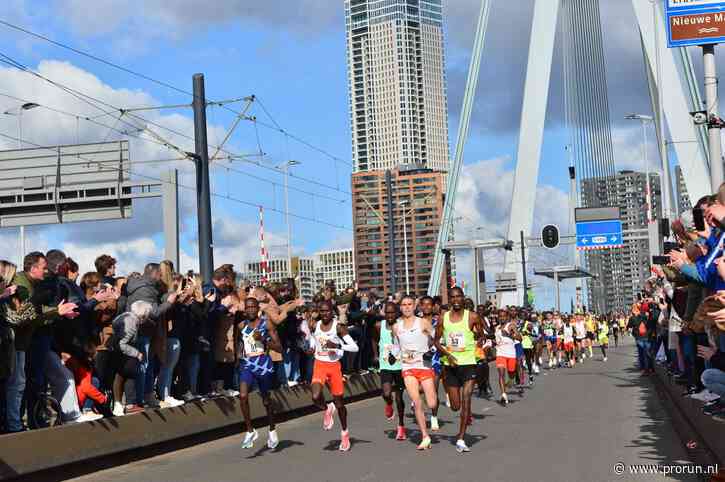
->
[69, 339, 700, 482]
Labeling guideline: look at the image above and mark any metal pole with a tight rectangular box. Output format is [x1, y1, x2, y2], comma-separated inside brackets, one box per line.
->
[554, 271, 561, 312]
[520, 230, 529, 307]
[642, 118, 652, 224]
[653, 0, 674, 219]
[162, 169, 180, 270]
[402, 208, 410, 294]
[192, 73, 214, 282]
[284, 163, 293, 278]
[473, 246, 480, 306]
[385, 170, 397, 294]
[703, 44, 723, 192]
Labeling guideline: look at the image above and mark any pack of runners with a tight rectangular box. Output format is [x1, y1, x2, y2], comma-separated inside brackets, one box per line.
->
[235, 286, 622, 453]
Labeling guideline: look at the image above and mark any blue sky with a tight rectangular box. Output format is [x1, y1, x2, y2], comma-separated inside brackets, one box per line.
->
[0, 0, 697, 309]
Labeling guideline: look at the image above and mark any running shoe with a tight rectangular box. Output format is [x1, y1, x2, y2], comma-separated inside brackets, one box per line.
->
[430, 416, 440, 432]
[339, 430, 351, 451]
[241, 429, 259, 449]
[703, 401, 724, 416]
[455, 439, 471, 453]
[384, 402, 394, 421]
[603, 357, 607, 362]
[74, 412, 104, 423]
[395, 426, 407, 441]
[267, 429, 279, 449]
[417, 436, 432, 450]
[323, 402, 336, 430]
[500, 395, 508, 406]
[112, 402, 125, 417]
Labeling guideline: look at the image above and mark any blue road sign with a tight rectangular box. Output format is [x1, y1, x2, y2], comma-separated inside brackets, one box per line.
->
[576, 219, 623, 251]
[665, 0, 725, 48]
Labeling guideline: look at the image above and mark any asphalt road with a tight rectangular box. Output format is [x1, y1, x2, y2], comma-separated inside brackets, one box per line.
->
[69, 339, 700, 482]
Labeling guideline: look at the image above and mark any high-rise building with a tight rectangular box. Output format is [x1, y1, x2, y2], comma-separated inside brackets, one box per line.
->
[581, 170, 662, 313]
[345, 1, 452, 296]
[315, 249, 356, 291]
[675, 165, 692, 214]
[345, 0, 450, 173]
[243, 257, 317, 302]
[352, 167, 447, 295]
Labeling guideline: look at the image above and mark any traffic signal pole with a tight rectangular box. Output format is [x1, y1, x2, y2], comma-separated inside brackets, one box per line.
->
[192, 73, 214, 283]
[521, 230, 529, 308]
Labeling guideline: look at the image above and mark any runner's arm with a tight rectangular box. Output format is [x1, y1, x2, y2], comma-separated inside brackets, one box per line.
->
[336, 324, 359, 353]
[371, 320, 381, 360]
[265, 322, 283, 353]
[433, 318, 456, 364]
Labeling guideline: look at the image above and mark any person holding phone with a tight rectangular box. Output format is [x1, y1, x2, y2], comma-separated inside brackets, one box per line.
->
[698, 345, 725, 419]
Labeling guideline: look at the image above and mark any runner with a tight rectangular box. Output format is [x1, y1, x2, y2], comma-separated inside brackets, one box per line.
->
[542, 312, 557, 369]
[372, 301, 406, 441]
[554, 313, 565, 368]
[520, 316, 536, 385]
[611, 316, 620, 348]
[434, 287, 483, 453]
[597, 316, 609, 362]
[476, 304, 495, 399]
[563, 316, 576, 367]
[494, 311, 517, 405]
[238, 297, 281, 449]
[574, 314, 587, 363]
[585, 313, 597, 359]
[393, 295, 437, 450]
[419, 295, 442, 430]
[309, 300, 359, 452]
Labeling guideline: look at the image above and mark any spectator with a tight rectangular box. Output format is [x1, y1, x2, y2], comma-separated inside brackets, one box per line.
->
[79, 272, 119, 392]
[65, 340, 113, 417]
[213, 293, 239, 396]
[95, 254, 117, 286]
[112, 300, 153, 416]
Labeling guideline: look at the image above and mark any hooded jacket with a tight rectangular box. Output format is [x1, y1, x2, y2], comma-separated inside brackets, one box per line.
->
[117, 275, 173, 338]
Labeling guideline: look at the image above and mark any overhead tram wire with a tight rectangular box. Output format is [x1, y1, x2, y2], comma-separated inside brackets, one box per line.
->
[0, 53, 351, 196]
[0, 129, 352, 231]
[0, 19, 353, 169]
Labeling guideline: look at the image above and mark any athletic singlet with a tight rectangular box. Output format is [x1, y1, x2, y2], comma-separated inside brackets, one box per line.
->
[314, 319, 343, 363]
[442, 310, 476, 366]
[543, 322, 554, 338]
[379, 321, 402, 371]
[239, 318, 274, 376]
[575, 321, 586, 338]
[585, 317, 596, 333]
[395, 316, 431, 370]
[563, 325, 574, 344]
[495, 323, 517, 358]
[521, 322, 533, 349]
[598, 322, 609, 341]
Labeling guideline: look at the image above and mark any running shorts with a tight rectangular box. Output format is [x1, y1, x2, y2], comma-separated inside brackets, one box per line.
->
[442, 365, 477, 387]
[545, 336, 557, 344]
[586, 332, 596, 341]
[312, 359, 344, 396]
[564, 342, 574, 352]
[495, 356, 517, 372]
[515, 344, 524, 359]
[575, 336, 585, 342]
[402, 368, 435, 383]
[380, 369, 404, 389]
[238, 367, 275, 395]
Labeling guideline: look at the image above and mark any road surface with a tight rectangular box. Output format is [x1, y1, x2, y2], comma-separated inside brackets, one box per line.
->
[70, 339, 700, 482]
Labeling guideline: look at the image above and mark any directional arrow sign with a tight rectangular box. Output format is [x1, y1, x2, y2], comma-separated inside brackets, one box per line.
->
[576, 219, 623, 250]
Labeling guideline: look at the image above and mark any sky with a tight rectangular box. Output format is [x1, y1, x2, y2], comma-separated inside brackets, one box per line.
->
[0, 0, 716, 310]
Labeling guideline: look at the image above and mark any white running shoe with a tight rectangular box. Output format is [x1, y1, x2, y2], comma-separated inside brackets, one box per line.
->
[242, 429, 259, 449]
[323, 402, 336, 430]
[74, 412, 104, 423]
[267, 429, 279, 449]
[533, 364, 540, 374]
[112, 402, 125, 417]
[603, 356, 607, 362]
[287, 381, 299, 388]
[430, 416, 440, 432]
[163, 396, 185, 408]
[456, 439, 471, 453]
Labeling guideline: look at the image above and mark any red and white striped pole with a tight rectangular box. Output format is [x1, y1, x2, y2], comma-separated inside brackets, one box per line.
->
[259, 206, 269, 286]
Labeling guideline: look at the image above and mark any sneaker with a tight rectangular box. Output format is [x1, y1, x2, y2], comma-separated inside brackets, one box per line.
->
[417, 436, 432, 450]
[180, 391, 197, 402]
[164, 396, 185, 408]
[533, 364, 540, 374]
[287, 381, 299, 388]
[125, 404, 144, 414]
[339, 430, 351, 452]
[603, 357, 607, 362]
[395, 426, 407, 441]
[704, 401, 723, 416]
[74, 412, 104, 423]
[241, 429, 259, 449]
[455, 439, 470, 453]
[323, 402, 336, 430]
[538, 356, 543, 365]
[500, 395, 508, 406]
[112, 402, 125, 417]
[430, 416, 439, 432]
[227, 389, 240, 397]
[267, 429, 279, 449]
[144, 393, 161, 408]
[384, 402, 394, 421]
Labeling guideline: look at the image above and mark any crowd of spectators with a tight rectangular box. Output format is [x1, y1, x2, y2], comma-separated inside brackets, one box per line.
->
[0, 251, 398, 432]
[629, 184, 725, 423]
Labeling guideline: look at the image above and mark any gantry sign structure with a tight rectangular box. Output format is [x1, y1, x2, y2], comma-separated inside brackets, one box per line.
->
[429, 0, 712, 304]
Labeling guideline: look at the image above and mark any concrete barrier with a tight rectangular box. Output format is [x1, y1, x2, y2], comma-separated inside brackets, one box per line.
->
[653, 366, 725, 466]
[0, 373, 380, 480]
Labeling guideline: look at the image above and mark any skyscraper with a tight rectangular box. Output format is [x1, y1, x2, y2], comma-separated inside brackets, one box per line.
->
[345, 0, 450, 173]
[345, 0, 452, 296]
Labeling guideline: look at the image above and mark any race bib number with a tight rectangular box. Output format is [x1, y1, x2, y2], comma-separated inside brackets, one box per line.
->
[544, 328, 553, 337]
[401, 349, 422, 364]
[243, 333, 265, 357]
[316, 335, 331, 356]
[448, 332, 466, 352]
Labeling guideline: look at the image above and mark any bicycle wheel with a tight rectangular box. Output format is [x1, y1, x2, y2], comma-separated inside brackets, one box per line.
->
[32, 395, 63, 428]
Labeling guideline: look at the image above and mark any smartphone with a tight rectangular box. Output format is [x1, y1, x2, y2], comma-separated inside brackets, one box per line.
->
[663, 242, 678, 255]
[693, 207, 706, 231]
[652, 255, 670, 265]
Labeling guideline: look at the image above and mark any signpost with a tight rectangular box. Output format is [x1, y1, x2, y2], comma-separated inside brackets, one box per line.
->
[665, 0, 725, 47]
[575, 219, 624, 251]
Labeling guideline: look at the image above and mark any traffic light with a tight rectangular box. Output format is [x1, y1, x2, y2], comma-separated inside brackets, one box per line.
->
[542, 224, 560, 249]
[503, 240, 514, 251]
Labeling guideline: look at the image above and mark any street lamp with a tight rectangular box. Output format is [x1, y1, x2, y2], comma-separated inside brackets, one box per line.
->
[3, 102, 40, 265]
[399, 199, 411, 295]
[277, 160, 301, 278]
[625, 113, 655, 224]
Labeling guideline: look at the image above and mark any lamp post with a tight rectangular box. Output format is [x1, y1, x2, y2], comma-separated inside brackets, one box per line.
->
[278, 160, 301, 278]
[3, 102, 40, 264]
[399, 200, 411, 295]
[625, 114, 655, 224]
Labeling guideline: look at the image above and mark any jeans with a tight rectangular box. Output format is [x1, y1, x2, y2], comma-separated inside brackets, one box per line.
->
[44, 351, 81, 422]
[184, 353, 200, 395]
[701, 368, 725, 397]
[284, 347, 300, 382]
[636, 338, 653, 370]
[134, 336, 155, 405]
[5, 351, 25, 432]
[158, 337, 181, 400]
